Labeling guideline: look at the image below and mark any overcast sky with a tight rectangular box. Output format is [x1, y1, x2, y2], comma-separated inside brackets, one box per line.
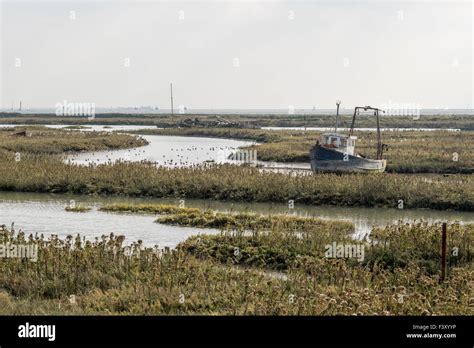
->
[0, 0, 472, 109]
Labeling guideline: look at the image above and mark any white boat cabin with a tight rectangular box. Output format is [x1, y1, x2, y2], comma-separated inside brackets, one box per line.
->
[321, 133, 357, 155]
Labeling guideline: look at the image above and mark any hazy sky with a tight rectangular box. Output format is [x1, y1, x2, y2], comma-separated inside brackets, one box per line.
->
[0, 0, 472, 109]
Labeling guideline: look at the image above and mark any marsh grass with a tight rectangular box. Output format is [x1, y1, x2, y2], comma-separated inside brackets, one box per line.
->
[366, 221, 473, 273]
[156, 208, 354, 233]
[102, 204, 354, 235]
[178, 217, 473, 275]
[0, 221, 472, 315]
[178, 224, 354, 270]
[99, 203, 200, 215]
[0, 157, 471, 210]
[0, 127, 147, 154]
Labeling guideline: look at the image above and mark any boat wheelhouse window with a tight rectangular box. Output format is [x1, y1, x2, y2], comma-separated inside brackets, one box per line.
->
[324, 135, 349, 148]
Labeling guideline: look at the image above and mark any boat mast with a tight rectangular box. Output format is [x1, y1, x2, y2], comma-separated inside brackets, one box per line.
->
[349, 107, 358, 136]
[349, 106, 384, 159]
[375, 108, 382, 160]
[335, 100, 341, 133]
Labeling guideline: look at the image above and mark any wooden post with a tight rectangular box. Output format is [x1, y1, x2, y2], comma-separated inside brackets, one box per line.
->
[441, 222, 447, 282]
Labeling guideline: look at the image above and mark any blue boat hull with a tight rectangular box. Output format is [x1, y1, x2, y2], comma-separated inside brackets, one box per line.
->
[310, 145, 386, 173]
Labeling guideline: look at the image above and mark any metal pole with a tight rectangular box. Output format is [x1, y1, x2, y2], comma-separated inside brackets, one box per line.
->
[376, 109, 382, 159]
[349, 107, 357, 136]
[170, 83, 174, 116]
[441, 222, 447, 282]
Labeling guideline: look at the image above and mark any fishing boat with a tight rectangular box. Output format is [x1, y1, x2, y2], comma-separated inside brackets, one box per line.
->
[310, 105, 387, 173]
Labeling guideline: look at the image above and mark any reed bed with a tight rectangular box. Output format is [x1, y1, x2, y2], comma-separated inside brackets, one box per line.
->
[366, 221, 473, 273]
[101, 204, 354, 234]
[99, 203, 200, 215]
[180, 220, 473, 273]
[0, 221, 472, 315]
[156, 209, 354, 233]
[0, 127, 147, 154]
[178, 221, 354, 270]
[0, 157, 471, 210]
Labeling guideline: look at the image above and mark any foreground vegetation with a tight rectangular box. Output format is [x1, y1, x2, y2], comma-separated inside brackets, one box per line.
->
[135, 128, 474, 174]
[179, 219, 473, 274]
[0, 219, 472, 315]
[104, 204, 471, 273]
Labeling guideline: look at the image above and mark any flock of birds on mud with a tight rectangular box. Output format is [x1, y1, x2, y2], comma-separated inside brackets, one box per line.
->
[67, 145, 240, 169]
[62, 129, 310, 176]
[65, 144, 311, 177]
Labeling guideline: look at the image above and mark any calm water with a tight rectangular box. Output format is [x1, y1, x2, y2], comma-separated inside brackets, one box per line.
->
[66, 135, 256, 167]
[0, 192, 472, 247]
[0, 124, 256, 167]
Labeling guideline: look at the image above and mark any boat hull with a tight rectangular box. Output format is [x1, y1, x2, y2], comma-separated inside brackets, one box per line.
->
[310, 145, 386, 173]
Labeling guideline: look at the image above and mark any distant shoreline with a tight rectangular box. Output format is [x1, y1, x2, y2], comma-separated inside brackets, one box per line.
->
[1, 108, 474, 116]
[0, 112, 472, 130]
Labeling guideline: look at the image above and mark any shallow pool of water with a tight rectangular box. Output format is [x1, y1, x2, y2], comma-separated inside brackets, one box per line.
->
[0, 192, 472, 247]
[66, 135, 256, 168]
